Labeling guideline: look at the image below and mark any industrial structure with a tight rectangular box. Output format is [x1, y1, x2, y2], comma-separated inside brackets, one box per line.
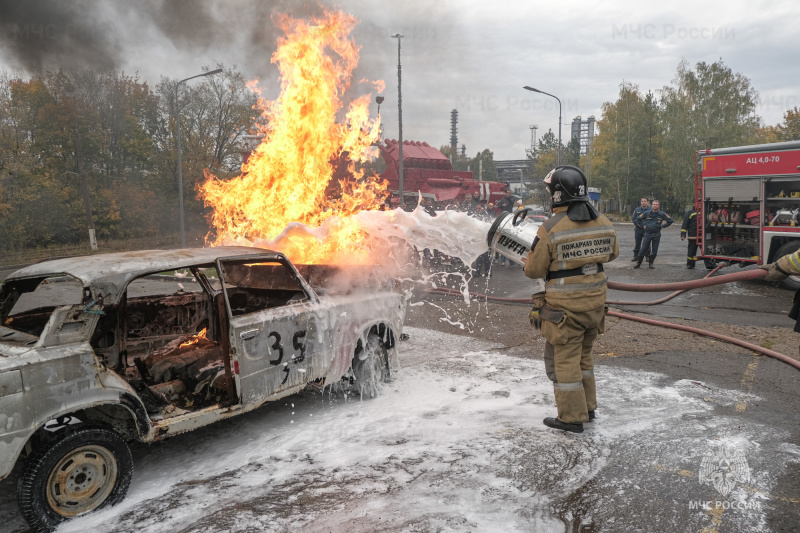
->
[380, 140, 508, 205]
[450, 109, 458, 156]
[571, 115, 595, 155]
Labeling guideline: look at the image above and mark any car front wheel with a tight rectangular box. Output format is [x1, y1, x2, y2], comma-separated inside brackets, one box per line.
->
[17, 426, 134, 533]
[352, 333, 390, 399]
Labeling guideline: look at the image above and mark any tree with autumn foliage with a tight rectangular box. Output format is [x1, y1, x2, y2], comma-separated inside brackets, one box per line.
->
[0, 65, 257, 253]
[776, 107, 800, 141]
[154, 65, 258, 238]
[589, 60, 761, 212]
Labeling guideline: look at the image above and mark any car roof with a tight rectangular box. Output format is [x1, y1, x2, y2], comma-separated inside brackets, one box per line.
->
[5, 246, 278, 304]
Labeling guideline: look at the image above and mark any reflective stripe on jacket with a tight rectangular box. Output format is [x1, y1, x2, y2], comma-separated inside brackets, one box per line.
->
[777, 249, 800, 275]
[681, 210, 698, 238]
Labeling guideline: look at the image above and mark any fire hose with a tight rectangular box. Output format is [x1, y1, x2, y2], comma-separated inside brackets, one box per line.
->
[424, 267, 800, 371]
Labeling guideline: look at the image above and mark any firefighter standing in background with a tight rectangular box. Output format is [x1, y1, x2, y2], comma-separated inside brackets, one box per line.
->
[523, 166, 619, 433]
[681, 206, 699, 269]
[634, 200, 673, 269]
[760, 250, 800, 332]
[632, 196, 650, 261]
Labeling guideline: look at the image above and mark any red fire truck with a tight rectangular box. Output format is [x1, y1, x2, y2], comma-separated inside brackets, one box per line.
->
[695, 140, 800, 288]
[380, 140, 508, 206]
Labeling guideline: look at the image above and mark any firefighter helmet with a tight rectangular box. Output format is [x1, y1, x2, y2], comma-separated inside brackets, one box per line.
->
[543, 166, 589, 208]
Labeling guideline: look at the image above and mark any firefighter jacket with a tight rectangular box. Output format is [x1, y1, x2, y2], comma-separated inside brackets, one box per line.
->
[777, 248, 800, 275]
[681, 209, 698, 239]
[636, 208, 673, 233]
[775, 249, 800, 333]
[632, 206, 648, 227]
[524, 205, 619, 312]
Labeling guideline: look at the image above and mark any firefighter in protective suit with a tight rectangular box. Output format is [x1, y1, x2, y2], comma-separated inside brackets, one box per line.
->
[523, 166, 619, 433]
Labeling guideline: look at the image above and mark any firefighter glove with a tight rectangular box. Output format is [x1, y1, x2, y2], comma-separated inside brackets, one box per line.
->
[760, 263, 788, 282]
[530, 293, 545, 330]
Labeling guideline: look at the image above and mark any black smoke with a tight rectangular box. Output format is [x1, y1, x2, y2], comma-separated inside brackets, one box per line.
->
[0, 0, 122, 71]
[0, 0, 328, 74]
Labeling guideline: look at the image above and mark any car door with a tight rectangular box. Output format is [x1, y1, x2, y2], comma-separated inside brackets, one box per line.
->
[216, 254, 321, 406]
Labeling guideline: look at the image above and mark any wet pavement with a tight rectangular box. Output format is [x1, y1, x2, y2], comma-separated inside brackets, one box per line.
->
[0, 223, 798, 532]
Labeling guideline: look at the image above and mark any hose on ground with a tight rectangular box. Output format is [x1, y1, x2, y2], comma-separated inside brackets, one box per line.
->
[606, 263, 725, 306]
[606, 267, 768, 291]
[605, 310, 800, 370]
[422, 267, 800, 371]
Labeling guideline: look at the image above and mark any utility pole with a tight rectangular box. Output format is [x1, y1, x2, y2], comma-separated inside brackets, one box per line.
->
[391, 34, 404, 207]
[527, 125, 538, 195]
[523, 86, 562, 166]
[73, 133, 97, 251]
[175, 68, 223, 248]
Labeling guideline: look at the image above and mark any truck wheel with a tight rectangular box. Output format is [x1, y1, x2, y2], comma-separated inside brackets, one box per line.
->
[775, 241, 800, 290]
[17, 427, 133, 533]
[352, 334, 389, 399]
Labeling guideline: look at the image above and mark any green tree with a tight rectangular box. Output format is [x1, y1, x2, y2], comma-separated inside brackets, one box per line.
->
[777, 107, 800, 141]
[590, 82, 652, 211]
[563, 138, 581, 167]
[439, 144, 470, 171]
[660, 59, 760, 207]
[469, 148, 497, 181]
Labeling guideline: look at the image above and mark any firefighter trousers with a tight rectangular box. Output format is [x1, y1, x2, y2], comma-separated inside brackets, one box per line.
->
[541, 305, 605, 424]
[686, 238, 698, 266]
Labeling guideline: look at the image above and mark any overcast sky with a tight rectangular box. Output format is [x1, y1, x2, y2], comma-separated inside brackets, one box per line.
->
[1, 0, 798, 160]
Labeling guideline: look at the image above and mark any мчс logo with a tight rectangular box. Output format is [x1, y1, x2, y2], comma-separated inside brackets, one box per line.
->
[698, 442, 750, 497]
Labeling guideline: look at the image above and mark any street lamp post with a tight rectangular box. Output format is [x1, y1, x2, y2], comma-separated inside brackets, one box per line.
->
[175, 68, 223, 248]
[523, 86, 562, 167]
[391, 34, 404, 207]
[375, 95, 384, 138]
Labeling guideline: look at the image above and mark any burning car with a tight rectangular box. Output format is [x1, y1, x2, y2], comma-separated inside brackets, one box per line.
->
[0, 246, 405, 532]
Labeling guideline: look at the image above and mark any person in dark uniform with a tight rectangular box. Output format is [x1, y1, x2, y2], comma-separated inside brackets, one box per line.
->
[632, 196, 650, 261]
[523, 166, 619, 433]
[634, 200, 673, 269]
[496, 190, 514, 213]
[681, 206, 699, 269]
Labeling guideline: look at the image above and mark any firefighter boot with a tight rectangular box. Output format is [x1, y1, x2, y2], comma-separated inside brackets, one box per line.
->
[552, 383, 589, 427]
[634, 255, 644, 269]
[543, 417, 584, 433]
[648, 255, 655, 269]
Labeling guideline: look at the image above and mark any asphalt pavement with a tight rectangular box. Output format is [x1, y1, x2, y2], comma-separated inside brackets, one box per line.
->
[1, 222, 797, 532]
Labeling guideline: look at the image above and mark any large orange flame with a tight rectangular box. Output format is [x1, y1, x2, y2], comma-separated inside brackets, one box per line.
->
[199, 10, 387, 265]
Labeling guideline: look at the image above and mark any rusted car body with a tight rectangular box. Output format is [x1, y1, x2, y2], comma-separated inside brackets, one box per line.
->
[0, 247, 405, 531]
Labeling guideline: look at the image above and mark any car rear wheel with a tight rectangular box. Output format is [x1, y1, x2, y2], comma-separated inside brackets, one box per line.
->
[352, 333, 389, 399]
[775, 241, 800, 290]
[17, 427, 133, 533]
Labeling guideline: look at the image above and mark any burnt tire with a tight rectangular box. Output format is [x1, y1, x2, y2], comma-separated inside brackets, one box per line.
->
[17, 427, 133, 533]
[775, 241, 800, 290]
[352, 333, 390, 399]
